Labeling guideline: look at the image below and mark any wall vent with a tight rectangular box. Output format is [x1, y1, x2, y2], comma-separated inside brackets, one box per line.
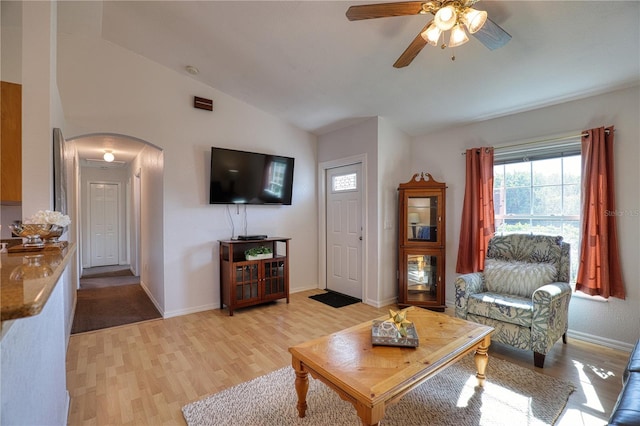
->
[194, 96, 213, 111]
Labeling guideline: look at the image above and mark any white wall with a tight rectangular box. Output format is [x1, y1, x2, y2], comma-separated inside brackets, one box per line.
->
[57, 32, 318, 317]
[1, 273, 69, 425]
[1, 2, 74, 423]
[377, 118, 411, 305]
[137, 144, 165, 312]
[411, 86, 640, 349]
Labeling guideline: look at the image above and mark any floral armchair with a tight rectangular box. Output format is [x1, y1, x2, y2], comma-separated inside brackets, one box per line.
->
[455, 234, 571, 368]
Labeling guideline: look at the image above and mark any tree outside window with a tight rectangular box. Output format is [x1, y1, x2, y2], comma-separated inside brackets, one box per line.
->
[493, 155, 581, 282]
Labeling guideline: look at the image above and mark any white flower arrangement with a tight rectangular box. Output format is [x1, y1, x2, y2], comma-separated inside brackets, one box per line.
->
[26, 210, 71, 227]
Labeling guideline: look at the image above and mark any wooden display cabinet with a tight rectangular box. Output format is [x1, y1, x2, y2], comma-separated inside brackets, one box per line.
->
[397, 173, 446, 311]
[219, 237, 290, 316]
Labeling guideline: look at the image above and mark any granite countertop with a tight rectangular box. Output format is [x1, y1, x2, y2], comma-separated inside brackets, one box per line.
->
[0, 243, 76, 321]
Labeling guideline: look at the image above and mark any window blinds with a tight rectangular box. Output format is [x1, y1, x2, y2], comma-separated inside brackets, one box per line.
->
[493, 133, 582, 164]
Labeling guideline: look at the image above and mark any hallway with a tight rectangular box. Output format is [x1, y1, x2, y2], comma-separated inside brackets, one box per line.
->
[71, 266, 161, 334]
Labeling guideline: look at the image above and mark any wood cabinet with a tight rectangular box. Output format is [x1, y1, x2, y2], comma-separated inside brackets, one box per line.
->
[219, 237, 290, 316]
[1, 81, 22, 203]
[397, 173, 446, 311]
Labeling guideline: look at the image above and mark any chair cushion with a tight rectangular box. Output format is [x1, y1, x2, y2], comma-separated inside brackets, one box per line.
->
[467, 292, 533, 327]
[484, 259, 557, 298]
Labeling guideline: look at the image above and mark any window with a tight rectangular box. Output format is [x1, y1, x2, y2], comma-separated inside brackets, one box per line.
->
[332, 172, 357, 192]
[266, 160, 287, 197]
[493, 139, 581, 282]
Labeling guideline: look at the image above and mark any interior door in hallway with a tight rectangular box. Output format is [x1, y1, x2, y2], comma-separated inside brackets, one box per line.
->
[326, 163, 363, 300]
[90, 182, 119, 267]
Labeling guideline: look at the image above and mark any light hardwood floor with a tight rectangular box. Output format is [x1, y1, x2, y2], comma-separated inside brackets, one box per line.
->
[66, 289, 629, 425]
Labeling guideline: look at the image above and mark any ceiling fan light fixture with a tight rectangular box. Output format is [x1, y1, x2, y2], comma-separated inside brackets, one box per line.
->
[448, 24, 469, 48]
[421, 21, 442, 46]
[103, 150, 115, 162]
[345, 1, 512, 68]
[462, 8, 487, 34]
[434, 5, 457, 31]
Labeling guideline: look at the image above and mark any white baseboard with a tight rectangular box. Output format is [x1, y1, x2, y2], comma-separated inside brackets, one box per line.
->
[163, 286, 318, 318]
[163, 304, 219, 318]
[64, 390, 70, 426]
[567, 330, 635, 352]
[291, 285, 320, 294]
[139, 280, 165, 317]
[365, 296, 397, 308]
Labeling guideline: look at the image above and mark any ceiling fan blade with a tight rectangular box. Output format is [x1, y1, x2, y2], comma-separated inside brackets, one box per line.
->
[346, 2, 425, 21]
[393, 22, 430, 68]
[472, 17, 511, 50]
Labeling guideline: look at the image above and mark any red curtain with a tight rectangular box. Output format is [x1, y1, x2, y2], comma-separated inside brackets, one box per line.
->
[456, 147, 495, 273]
[576, 126, 625, 298]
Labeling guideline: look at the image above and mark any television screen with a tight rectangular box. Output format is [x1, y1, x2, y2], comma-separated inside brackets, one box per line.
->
[209, 147, 294, 205]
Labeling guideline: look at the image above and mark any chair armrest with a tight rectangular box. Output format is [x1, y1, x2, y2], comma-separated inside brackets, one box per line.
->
[531, 282, 572, 354]
[454, 273, 484, 319]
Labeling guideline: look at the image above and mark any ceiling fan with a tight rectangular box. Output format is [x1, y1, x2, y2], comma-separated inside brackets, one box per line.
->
[346, 1, 511, 67]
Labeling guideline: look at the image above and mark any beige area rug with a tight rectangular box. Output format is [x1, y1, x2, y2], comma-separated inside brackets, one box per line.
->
[182, 354, 575, 426]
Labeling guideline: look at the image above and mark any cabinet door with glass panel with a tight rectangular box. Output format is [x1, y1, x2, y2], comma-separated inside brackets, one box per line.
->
[397, 173, 446, 311]
[399, 249, 444, 308]
[403, 189, 443, 246]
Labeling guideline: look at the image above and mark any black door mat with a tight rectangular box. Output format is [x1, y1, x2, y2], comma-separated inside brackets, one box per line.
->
[309, 291, 361, 308]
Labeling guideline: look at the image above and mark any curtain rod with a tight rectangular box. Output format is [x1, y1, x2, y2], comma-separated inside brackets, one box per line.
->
[462, 128, 611, 155]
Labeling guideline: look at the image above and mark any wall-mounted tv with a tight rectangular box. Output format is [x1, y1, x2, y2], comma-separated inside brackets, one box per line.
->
[209, 147, 295, 205]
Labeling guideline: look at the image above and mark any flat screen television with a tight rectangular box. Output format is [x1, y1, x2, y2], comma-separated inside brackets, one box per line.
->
[209, 147, 295, 205]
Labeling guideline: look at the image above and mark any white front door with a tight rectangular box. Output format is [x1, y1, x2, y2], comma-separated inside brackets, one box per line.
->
[90, 182, 119, 267]
[326, 163, 363, 299]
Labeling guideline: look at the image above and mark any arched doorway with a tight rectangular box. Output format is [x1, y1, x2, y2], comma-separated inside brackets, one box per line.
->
[66, 133, 164, 332]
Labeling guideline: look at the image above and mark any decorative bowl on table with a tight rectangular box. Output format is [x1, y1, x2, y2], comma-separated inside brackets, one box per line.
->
[42, 225, 65, 243]
[9, 223, 57, 248]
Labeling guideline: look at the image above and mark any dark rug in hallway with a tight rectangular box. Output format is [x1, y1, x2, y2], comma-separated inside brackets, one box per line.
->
[71, 284, 162, 334]
[80, 267, 140, 289]
[309, 290, 361, 308]
[81, 268, 134, 278]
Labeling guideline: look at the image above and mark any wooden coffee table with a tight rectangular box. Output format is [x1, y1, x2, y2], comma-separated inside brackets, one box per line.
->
[288, 307, 494, 426]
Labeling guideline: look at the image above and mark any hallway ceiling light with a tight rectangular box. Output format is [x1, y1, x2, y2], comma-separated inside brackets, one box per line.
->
[103, 150, 115, 162]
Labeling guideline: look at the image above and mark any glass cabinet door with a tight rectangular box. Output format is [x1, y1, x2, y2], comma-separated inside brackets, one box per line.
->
[406, 194, 439, 244]
[263, 259, 286, 298]
[404, 252, 440, 304]
[235, 264, 260, 302]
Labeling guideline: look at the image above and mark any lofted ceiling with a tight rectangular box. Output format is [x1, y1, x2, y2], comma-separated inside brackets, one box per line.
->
[58, 1, 640, 160]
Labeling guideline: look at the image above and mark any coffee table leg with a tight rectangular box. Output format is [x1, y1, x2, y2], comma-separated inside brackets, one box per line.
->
[292, 360, 309, 418]
[474, 335, 491, 387]
[356, 402, 384, 426]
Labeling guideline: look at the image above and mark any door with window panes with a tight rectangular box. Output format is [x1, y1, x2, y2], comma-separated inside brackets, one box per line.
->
[326, 163, 363, 300]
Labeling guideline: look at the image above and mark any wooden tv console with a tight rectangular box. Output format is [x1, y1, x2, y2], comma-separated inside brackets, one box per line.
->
[219, 237, 290, 316]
